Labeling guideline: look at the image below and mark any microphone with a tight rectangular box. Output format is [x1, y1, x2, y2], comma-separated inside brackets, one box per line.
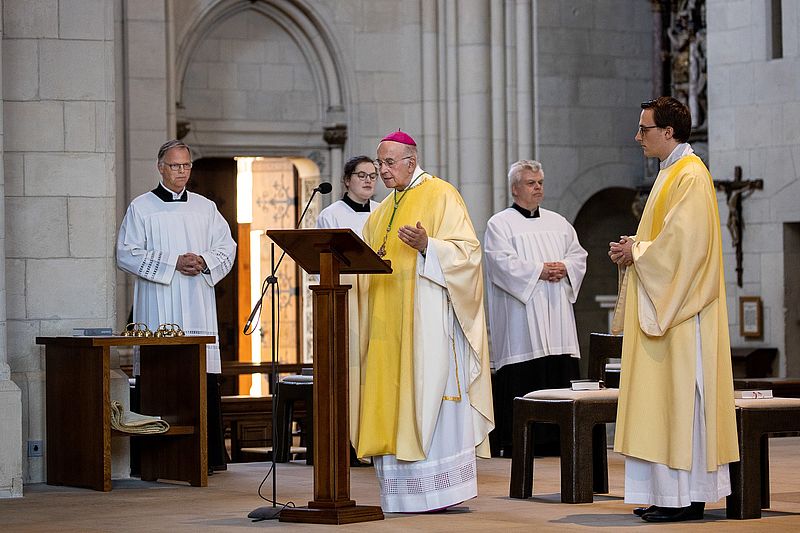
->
[243, 182, 332, 334]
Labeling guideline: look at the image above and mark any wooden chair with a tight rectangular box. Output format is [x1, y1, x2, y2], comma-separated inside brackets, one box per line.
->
[509, 333, 622, 503]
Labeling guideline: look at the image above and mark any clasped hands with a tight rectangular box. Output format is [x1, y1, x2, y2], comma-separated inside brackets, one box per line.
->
[540, 262, 567, 282]
[398, 221, 429, 254]
[608, 236, 634, 267]
[177, 252, 207, 276]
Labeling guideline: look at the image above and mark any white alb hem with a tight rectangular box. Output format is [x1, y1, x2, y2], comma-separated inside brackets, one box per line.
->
[624, 316, 731, 506]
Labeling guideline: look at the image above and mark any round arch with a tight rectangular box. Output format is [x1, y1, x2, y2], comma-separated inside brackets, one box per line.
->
[572, 186, 639, 374]
[555, 161, 641, 223]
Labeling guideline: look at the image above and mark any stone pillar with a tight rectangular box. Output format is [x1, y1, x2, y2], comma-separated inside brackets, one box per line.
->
[420, 0, 441, 169]
[445, 0, 460, 181]
[515, 0, 534, 158]
[3, 0, 117, 485]
[490, 0, 509, 213]
[118, 2, 169, 330]
[457, 0, 493, 231]
[0, 1, 24, 498]
[324, 124, 347, 201]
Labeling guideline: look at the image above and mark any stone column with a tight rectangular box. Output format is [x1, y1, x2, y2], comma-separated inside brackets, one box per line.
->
[420, 0, 441, 169]
[515, 0, 534, 158]
[457, 0, 493, 231]
[324, 124, 347, 201]
[490, 0, 509, 212]
[0, 1, 24, 498]
[118, 2, 169, 330]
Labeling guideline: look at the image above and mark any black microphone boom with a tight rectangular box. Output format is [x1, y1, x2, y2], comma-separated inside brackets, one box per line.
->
[316, 181, 333, 194]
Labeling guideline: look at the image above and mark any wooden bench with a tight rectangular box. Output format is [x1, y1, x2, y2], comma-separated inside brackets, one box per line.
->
[509, 333, 622, 503]
[726, 397, 800, 519]
[510, 388, 619, 503]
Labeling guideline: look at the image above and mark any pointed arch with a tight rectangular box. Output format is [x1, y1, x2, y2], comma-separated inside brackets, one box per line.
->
[175, 0, 349, 122]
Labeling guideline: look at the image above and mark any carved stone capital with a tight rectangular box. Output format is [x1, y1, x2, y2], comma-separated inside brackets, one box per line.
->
[176, 120, 192, 140]
[323, 124, 347, 147]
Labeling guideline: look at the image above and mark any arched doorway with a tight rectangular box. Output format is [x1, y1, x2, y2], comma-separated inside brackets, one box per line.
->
[190, 155, 321, 396]
[573, 187, 639, 375]
[175, 1, 350, 396]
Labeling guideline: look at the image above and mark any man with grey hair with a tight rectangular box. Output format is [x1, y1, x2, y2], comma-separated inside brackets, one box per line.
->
[484, 159, 587, 457]
[117, 139, 237, 474]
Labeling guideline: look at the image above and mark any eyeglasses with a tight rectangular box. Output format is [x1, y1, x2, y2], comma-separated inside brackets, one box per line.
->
[163, 162, 193, 171]
[351, 171, 378, 182]
[637, 125, 659, 135]
[375, 156, 412, 168]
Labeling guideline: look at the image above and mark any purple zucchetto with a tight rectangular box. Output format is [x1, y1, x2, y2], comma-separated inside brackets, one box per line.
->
[380, 130, 416, 146]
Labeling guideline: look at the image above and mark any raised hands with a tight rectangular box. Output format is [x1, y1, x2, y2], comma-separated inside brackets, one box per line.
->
[398, 221, 429, 253]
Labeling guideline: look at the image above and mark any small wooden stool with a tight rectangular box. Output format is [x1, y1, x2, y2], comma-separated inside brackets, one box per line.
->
[726, 397, 800, 519]
[274, 375, 314, 464]
[509, 388, 619, 503]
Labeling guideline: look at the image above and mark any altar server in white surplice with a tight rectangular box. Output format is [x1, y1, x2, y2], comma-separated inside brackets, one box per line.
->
[484, 159, 587, 457]
[116, 139, 237, 472]
[316, 155, 379, 232]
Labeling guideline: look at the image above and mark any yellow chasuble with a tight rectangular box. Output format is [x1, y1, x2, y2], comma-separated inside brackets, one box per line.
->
[354, 175, 494, 461]
[612, 154, 739, 471]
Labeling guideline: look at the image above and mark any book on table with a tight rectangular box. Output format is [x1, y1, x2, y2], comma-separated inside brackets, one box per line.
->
[72, 327, 114, 336]
[571, 379, 604, 391]
[734, 389, 773, 399]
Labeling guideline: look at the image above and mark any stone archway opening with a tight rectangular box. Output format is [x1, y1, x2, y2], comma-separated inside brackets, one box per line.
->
[190, 155, 320, 396]
[572, 187, 639, 376]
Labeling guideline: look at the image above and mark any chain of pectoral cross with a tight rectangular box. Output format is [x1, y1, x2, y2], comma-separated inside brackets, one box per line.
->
[713, 166, 763, 288]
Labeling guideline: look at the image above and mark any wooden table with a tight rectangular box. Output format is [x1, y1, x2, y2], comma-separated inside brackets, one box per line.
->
[36, 335, 214, 491]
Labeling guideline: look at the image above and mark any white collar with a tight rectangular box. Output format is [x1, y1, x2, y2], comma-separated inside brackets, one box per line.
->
[403, 166, 428, 190]
[660, 143, 694, 170]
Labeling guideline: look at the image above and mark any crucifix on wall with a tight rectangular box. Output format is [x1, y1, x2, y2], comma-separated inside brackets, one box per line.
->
[713, 166, 763, 287]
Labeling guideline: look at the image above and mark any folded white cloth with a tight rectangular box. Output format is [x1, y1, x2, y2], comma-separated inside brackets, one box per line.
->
[110, 401, 170, 434]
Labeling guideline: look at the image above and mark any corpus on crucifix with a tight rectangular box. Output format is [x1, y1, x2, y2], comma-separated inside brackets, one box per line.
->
[713, 166, 763, 287]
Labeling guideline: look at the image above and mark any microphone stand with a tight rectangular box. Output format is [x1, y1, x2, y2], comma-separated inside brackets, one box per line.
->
[247, 183, 330, 521]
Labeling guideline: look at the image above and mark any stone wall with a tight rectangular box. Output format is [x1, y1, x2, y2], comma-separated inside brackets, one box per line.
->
[535, 0, 653, 222]
[2, 0, 116, 486]
[0, 0, 24, 498]
[707, 0, 800, 373]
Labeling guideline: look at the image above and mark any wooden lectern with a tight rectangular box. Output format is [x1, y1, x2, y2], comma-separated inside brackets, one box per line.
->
[267, 228, 391, 525]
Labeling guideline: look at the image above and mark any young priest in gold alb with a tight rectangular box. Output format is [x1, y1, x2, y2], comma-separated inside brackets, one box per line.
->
[609, 97, 738, 523]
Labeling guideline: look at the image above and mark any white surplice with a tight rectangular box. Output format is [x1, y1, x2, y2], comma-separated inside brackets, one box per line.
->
[484, 207, 587, 370]
[316, 198, 378, 233]
[116, 184, 237, 374]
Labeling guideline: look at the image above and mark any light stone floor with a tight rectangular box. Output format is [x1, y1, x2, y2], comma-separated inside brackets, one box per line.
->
[2, 438, 800, 532]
